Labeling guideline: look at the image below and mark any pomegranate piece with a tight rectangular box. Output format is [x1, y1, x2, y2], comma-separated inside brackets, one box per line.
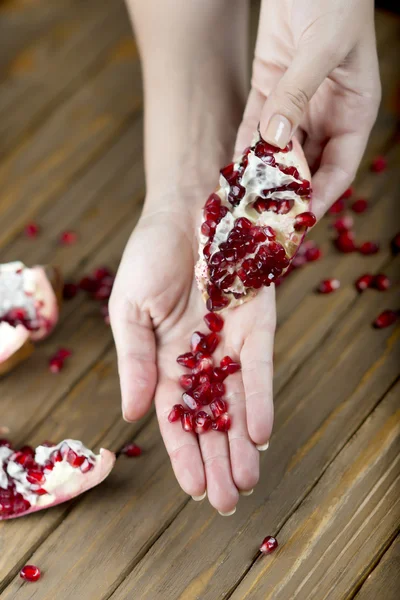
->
[371, 156, 387, 172]
[373, 274, 390, 291]
[194, 411, 212, 434]
[212, 413, 231, 432]
[63, 282, 78, 300]
[293, 211, 316, 230]
[24, 222, 40, 238]
[259, 536, 278, 555]
[181, 411, 195, 432]
[359, 241, 379, 255]
[121, 443, 142, 457]
[373, 310, 398, 329]
[390, 232, 400, 255]
[355, 274, 374, 292]
[204, 312, 224, 332]
[332, 215, 353, 233]
[0, 439, 115, 520]
[317, 279, 340, 294]
[335, 231, 356, 253]
[59, 230, 78, 246]
[351, 199, 368, 213]
[176, 352, 197, 369]
[20, 564, 41, 582]
[168, 404, 185, 423]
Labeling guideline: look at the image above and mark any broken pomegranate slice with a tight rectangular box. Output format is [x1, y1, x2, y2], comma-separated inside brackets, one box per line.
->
[0, 262, 62, 375]
[0, 439, 115, 520]
[195, 132, 312, 310]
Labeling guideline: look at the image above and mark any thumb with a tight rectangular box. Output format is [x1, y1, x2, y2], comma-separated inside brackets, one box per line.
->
[259, 45, 340, 149]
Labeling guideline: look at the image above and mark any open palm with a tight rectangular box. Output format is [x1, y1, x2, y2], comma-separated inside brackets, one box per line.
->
[110, 209, 275, 514]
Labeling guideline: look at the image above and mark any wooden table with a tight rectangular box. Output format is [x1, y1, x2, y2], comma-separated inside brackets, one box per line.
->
[0, 1, 399, 598]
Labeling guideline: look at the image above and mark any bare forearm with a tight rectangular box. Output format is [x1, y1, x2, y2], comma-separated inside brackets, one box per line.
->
[125, 0, 249, 207]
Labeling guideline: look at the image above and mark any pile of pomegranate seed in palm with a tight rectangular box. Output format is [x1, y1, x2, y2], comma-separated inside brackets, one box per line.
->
[169, 312, 240, 433]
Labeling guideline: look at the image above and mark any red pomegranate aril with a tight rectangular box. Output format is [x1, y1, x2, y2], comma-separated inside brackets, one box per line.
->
[305, 246, 322, 262]
[373, 310, 398, 329]
[341, 187, 353, 199]
[351, 199, 368, 213]
[93, 267, 112, 281]
[194, 411, 212, 434]
[205, 332, 220, 354]
[182, 392, 200, 411]
[168, 404, 185, 423]
[211, 382, 225, 397]
[212, 413, 231, 432]
[204, 312, 224, 332]
[94, 286, 112, 301]
[179, 374, 197, 391]
[121, 443, 142, 457]
[79, 276, 99, 293]
[391, 232, 400, 255]
[328, 199, 345, 214]
[176, 352, 197, 369]
[20, 565, 41, 582]
[335, 231, 356, 253]
[52, 449, 63, 463]
[49, 357, 64, 373]
[201, 220, 216, 237]
[190, 332, 206, 354]
[212, 367, 227, 382]
[293, 211, 316, 230]
[193, 356, 214, 375]
[355, 274, 374, 292]
[24, 222, 40, 238]
[62, 282, 78, 300]
[359, 241, 379, 255]
[193, 382, 212, 405]
[55, 347, 72, 360]
[317, 279, 340, 294]
[66, 449, 85, 467]
[260, 536, 278, 555]
[235, 217, 252, 230]
[373, 274, 391, 291]
[26, 470, 45, 485]
[210, 398, 227, 418]
[332, 215, 353, 233]
[59, 230, 78, 246]
[206, 295, 230, 312]
[371, 156, 387, 172]
[181, 411, 195, 432]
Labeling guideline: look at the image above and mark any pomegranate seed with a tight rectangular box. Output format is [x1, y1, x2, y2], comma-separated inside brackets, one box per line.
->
[340, 187, 353, 199]
[355, 274, 374, 292]
[317, 279, 340, 294]
[259, 536, 278, 555]
[373, 274, 391, 291]
[205, 332, 220, 354]
[371, 156, 387, 172]
[351, 199, 368, 213]
[235, 217, 252, 230]
[220, 356, 241, 375]
[390, 232, 400, 255]
[20, 565, 41, 582]
[93, 267, 112, 280]
[201, 220, 216, 237]
[305, 246, 322, 262]
[94, 285, 112, 301]
[80, 458, 93, 473]
[62, 282, 78, 300]
[204, 312, 224, 332]
[52, 450, 62, 463]
[194, 411, 212, 434]
[210, 398, 227, 418]
[335, 231, 356, 253]
[79, 276, 99, 293]
[212, 413, 231, 432]
[168, 404, 185, 423]
[328, 199, 345, 214]
[332, 215, 353, 233]
[190, 332, 207, 354]
[59, 230, 78, 245]
[24, 222, 40, 238]
[49, 357, 64, 373]
[182, 392, 200, 411]
[26, 470, 45, 484]
[179, 374, 197, 391]
[121, 443, 142, 457]
[212, 367, 227, 382]
[0, 439, 12, 448]
[181, 411, 194, 432]
[211, 382, 225, 397]
[193, 382, 212, 405]
[293, 211, 316, 230]
[359, 241, 379, 255]
[373, 310, 398, 329]
[66, 449, 85, 467]
[55, 348, 72, 360]
[176, 353, 197, 369]
[192, 356, 214, 375]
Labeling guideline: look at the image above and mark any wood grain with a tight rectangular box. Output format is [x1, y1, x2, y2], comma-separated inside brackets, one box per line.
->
[354, 535, 400, 600]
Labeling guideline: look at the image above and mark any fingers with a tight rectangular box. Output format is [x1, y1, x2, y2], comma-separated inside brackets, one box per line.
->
[156, 377, 206, 498]
[234, 88, 265, 158]
[110, 295, 157, 422]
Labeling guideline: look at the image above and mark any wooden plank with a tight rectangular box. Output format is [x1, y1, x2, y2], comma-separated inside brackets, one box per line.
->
[354, 535, 400, 600]
[228, 383, 400, 600]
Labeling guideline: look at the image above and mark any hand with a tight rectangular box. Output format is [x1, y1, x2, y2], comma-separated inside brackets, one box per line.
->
[110, 202, 275, 514]
[236, 0, 381, 218]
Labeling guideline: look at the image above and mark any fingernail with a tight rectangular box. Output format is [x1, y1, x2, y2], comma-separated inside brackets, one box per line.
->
[264, 114, 292, 149]
[239, 489, 254, 496]
[218, 507, 237, 517]
[192, 491, 207, 501]
[256, 441, 270, 451]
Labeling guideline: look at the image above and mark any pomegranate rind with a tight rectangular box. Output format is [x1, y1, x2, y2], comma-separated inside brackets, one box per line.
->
[195, 135, 312, 309]
[0, 323, 33, 376]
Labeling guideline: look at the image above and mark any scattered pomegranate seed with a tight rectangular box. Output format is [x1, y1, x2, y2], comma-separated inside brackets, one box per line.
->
[332, 215, 353, 233]
[328, 199, 345, 214]
[259, 536, 278, 555]
[204, 312, 224, 332]
[293, 211, 316, 230]
[340, 187, 353, 199]
[121, 443, 142, 457]
[390, 232, 400, 255]
[359, 241, 379, 255]
[24, 222, 40, 238]
[79, 276, 99, 293]
[373, 274, 391, 291]
[317, 279, 340, 294]
[335, 231, 356, 253]
[93, 267, 113, 280]
[94, 286, 112, 301]
[371, 156, 387, 172]
[48, 356, 64, 373]
[55, 348, 72, 360]
[20, 565, 41, 582]
[373, 310, 398, 329]
[355, 274, 374, 292]
[351, 199, 368, 214]
[168, 404, 185, 423]
[62, 282, 78, 300]
[59, 230, 78, 246]
[305, 246, 322, 262]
